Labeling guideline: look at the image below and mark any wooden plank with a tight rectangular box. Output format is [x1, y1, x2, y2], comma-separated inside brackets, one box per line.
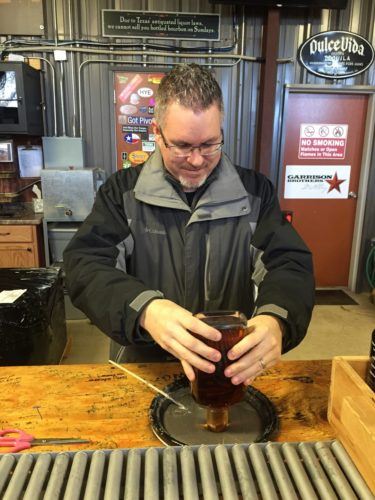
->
[0, 360, 334, 453]
[328, 356, 375, 493]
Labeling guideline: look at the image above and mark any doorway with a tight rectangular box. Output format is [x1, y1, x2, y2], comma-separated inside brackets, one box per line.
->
[278, 86, 375, 288]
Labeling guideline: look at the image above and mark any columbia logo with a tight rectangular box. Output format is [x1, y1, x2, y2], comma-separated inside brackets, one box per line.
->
[144, 227, 166, 235]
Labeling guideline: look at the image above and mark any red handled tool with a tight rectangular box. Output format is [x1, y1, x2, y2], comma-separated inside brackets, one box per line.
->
[0, 428, 89, 453]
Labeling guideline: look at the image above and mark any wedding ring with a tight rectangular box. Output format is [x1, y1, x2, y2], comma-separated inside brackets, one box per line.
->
[259, 358, 266, 370]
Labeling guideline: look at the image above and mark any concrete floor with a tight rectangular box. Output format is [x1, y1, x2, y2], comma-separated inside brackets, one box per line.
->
[61, 290, 375, 365]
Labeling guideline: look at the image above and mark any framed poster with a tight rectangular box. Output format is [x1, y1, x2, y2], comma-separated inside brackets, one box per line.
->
[17, 145, 43, 177]
[0, 141, 13, 162]
[102, 10, 220, 41]
[114, 71, 165, 170]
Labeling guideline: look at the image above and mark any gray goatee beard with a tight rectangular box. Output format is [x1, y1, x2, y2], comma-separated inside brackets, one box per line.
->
[179, 174, 207, 192]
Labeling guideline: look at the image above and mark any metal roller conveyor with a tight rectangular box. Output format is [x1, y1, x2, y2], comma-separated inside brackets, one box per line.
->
[0, 440, 373, 499]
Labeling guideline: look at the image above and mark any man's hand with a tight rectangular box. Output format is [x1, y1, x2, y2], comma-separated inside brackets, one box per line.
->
[224, 314, 283, 385]
[139, 299, 222, 381]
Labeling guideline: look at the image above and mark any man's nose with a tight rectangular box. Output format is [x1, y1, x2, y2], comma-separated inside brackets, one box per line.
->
[186, 147, 205, 166]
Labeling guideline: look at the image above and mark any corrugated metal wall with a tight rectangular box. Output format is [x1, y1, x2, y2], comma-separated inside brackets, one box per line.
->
[0, 0, 375, 172]
[49, 0, 264, 174]
[2, 0, 374, 173]
[1, 0, 374, 289]
[16, 0, 371, 175]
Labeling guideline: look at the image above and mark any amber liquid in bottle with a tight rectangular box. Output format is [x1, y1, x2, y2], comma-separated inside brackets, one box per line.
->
[191, 312, 248, 432]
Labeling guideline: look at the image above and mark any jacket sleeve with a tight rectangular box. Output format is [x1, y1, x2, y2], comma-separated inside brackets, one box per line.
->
[63, 171, 163, 346]
[250, 174, 315, 353]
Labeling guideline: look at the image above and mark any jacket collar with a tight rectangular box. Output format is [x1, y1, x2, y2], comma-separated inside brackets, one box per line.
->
[134, 148, 188, 210]
[134, 148, 251, 221]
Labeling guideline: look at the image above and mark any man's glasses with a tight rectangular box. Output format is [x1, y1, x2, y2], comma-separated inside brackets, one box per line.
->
[159, 128, 224, 158]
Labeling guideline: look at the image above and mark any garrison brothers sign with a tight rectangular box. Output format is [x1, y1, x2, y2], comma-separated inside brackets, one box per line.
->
[298, 30, 374, 79]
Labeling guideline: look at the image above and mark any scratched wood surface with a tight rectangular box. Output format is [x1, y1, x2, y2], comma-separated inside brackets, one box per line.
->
[0, 360, 335, 453]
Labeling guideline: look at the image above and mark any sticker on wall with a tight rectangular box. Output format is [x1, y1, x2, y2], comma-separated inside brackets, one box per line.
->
[124, 133, 141, 144]
[130, 93, 140, 105]
[142, 141, 155, 152]
[137, 87, 153, 98]
[129, 150, 149, 164]
[299, 123, 348, 160]
[119, 104, 138, 115]
[148, 75, 163, 84]
[284, 165, 351, 199]
[126, 115, 153, 126]
[122, 125, 148, 135]
[118, 74, 143, 103]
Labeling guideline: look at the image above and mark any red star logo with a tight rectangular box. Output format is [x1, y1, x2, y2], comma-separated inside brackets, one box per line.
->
[325, 172, 346, 193]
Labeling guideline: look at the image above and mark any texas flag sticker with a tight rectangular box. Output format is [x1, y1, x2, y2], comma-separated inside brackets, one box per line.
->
[124, 133, 140, 144]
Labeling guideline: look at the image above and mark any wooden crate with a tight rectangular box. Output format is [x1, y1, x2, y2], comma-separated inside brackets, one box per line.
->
[328, 356, 375, 493]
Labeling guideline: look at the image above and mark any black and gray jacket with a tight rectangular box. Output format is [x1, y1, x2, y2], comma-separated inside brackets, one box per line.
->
[63, 150, 314, 361]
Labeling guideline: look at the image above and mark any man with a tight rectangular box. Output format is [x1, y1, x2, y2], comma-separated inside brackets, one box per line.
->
[64, 64, 314, 386]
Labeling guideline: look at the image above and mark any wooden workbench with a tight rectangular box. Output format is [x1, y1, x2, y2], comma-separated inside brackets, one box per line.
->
[0, 360, 335, 453]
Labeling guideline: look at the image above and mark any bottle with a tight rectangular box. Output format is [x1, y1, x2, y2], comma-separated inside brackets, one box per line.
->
[191, 311, 249, 432]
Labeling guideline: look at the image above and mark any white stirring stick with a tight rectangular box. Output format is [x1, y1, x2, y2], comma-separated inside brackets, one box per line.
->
[108, 360, 188, 411]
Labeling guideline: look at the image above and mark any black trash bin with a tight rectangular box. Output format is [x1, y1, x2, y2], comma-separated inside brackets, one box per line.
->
[0, 267, 67, 365]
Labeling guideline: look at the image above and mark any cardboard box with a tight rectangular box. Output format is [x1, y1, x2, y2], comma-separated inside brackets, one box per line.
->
[328, 356, 375, 493]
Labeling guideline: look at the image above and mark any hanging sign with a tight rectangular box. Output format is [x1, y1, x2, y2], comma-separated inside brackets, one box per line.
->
[298, 123, 348, 160]
[102, 10, 220, 41]
[298, 30, 374, 79]
[284, 165, 351, 199]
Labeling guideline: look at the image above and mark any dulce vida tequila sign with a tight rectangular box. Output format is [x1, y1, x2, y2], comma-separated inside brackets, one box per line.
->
[298, 30, 374, 79]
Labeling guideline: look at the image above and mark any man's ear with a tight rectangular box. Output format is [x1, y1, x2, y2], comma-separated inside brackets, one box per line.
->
[152, 119, 159, 136]
[152, 120, 162, 147]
